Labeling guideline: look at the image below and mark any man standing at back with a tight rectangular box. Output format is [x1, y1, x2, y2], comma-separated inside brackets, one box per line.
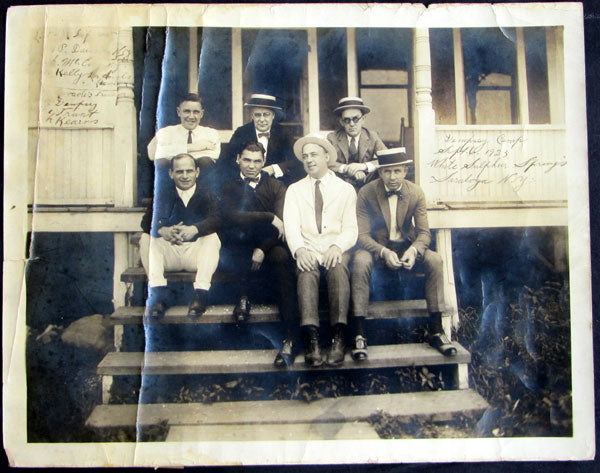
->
[327, 96, 387, 188]
[283, 133, 358, 367]
[219, 94, 299, 185]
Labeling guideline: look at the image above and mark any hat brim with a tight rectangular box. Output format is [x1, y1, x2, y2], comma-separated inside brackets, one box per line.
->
[243, 102, 283, 111]
[377, 159, 413, 168]
[334, 104, 371, 114]
[293, 136, 338, 162]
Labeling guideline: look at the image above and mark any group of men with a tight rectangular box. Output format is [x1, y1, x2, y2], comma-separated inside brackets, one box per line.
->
[141, 92, 456, 368]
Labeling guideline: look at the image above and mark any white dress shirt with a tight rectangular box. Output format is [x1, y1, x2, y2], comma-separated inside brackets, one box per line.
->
[147, 124, 221, 161]
[176, 184, 196, 207]
[256, 128, 283, 178]
[385, 183, 402, 242]
[240, 172, 260, 189]
[283, 171, 358, 264]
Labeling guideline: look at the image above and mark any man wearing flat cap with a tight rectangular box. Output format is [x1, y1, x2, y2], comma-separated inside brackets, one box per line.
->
[350, 148, 457, 360]
[283, 133, 358, 367]
[327, 96, 387, 188]
[219, 94, 300, 185]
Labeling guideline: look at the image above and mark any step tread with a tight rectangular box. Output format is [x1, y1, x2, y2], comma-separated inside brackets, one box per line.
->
[97, 343, 470, 376]
[120, 266, 425, 283]
[86, 389, 489, 428]
[109, 300, 428, 325]
[166, 421, 380, 441]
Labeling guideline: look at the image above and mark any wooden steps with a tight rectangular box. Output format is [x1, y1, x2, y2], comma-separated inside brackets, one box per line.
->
[86, 389, 489, 430]
[166, 422, 381, 441]
[97, 343, 469, 376]
[109, 299, 429, 325]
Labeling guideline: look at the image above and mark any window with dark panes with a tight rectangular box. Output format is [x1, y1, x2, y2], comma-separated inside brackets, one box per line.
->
[317, 28, 347, 131]
[242, 29, 308, 138]
[198, 28, 232, 130]
[524, 27, 550, 124]
[356, 28, 412, 144]
[462, 28, 518, 125]
[430, 28, 457, 125]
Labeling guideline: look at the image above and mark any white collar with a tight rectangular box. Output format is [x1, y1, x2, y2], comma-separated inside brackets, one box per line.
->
[309, 171, 333, 186]
[176, 184, 196, 197]
[384, 183, 403, 194]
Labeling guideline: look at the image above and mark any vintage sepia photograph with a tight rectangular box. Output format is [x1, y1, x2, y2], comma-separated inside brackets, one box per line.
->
[3, 2, 593, 467]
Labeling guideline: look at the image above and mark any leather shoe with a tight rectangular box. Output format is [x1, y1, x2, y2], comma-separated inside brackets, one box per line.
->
[304, 336, 323, 368]
[233, 296, 251, 323]
[429, 333, 457, 357]
[326, 333, 345, 366]
[143, 301, 166, 322]
[188, 289, 209, 319]
[351, 335, 368, 361]
[274, 338, 296, 368]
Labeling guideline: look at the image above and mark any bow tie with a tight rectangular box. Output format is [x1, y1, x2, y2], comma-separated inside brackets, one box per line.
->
[244, 176, 260, 184]
[257, 132, 270, 138]
[385, 189, 403, 199]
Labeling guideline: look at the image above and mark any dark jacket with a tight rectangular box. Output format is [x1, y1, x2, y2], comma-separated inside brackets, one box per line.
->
[141, 183, 220, 240]
[356, 178, 431, 258]
[219, 122, 300, 182]
[220, 171, 286, 252]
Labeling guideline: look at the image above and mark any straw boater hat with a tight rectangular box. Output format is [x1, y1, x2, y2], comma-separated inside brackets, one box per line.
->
[376, 147, 413, 167]
[333, 96, 371, 115]
[243, 93, 283, 111]
[293, 133, 338, 161]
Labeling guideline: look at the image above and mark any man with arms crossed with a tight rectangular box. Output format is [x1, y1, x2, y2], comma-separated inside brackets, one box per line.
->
[283, 133, 358, 367]
[327, 96, 387, 188]
[220, 141, 299, 367]
[350, 148, 457, 360]
[219, 94, 299, 185]
[147, 93, 221, 172]
[140, 153, 221, 320]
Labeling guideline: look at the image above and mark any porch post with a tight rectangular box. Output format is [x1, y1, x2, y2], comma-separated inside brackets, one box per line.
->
[231, 28, 244, 129]
[188, 28, 199, 94]
[516, 28, 530, 125]
[114, 27, 137, 208]
[412, 28, 435, 186]
[346, 28, 358, 97]
[307, 28, 320, 133]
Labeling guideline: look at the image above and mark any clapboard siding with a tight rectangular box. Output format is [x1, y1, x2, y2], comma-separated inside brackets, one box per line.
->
[28, 127, 115, 205]
[424, 126, 567, 204]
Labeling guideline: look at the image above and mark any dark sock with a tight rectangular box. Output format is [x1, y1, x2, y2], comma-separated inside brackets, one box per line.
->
[353, 316, 366, 337]
[429, 312, 443, 334]
[304, 324, 319, 340]
[332, 323, 345, 339]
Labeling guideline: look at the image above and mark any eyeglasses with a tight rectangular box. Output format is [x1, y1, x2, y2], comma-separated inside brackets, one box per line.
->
[252, 112, 274, 119]
[341, 115, 363, 125]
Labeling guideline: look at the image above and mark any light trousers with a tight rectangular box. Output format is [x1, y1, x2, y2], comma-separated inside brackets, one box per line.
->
[139, 232, 221, 290]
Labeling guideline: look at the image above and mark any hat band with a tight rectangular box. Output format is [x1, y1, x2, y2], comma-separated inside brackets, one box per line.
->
[246, 98, 279, 108]
[338, 99, 366, 108]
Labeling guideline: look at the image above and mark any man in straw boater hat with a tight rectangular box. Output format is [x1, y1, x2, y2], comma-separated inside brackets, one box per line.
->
[218, 93, 300, 185]
[283, 133, 358, 367]
[327, 96, 387, 188]
[350, 147, 457, 360]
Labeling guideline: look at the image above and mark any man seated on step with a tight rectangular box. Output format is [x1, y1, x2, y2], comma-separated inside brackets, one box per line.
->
[283, 133, 358, 367]
[147, 93, 221, 176]
[350, 147, 457, 360]
[140, 153, 221, 320]
[327, 96, 387, 189]
[220, 141, 299, 367]
[218, 93, 300, 186]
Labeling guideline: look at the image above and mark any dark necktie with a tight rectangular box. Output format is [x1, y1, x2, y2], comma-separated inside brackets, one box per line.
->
[349, 137, 358, 161]
[244, 176, 259, 184]
[314, 180, 323, 234]
[187, 130, 193, 144]
[258, 132, 270, 138]
[385, 189, 403, 200]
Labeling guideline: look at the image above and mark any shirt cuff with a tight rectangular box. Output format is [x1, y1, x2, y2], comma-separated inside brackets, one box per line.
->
[272, 164, 283, 178]
[339, 164, 347, 174]
[366, 161, 378, 173]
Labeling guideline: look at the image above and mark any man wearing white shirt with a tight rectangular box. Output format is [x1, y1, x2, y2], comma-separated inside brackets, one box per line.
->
[140, 154, 221, 321]
[351, 148, 456, 361]
[147, 93, 221, 170]
[327, 97, 387, 188]
[283, 133, 358, 367]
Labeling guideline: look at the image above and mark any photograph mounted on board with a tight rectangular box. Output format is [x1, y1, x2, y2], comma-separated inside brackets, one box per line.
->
[3, 2, 593, 467]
